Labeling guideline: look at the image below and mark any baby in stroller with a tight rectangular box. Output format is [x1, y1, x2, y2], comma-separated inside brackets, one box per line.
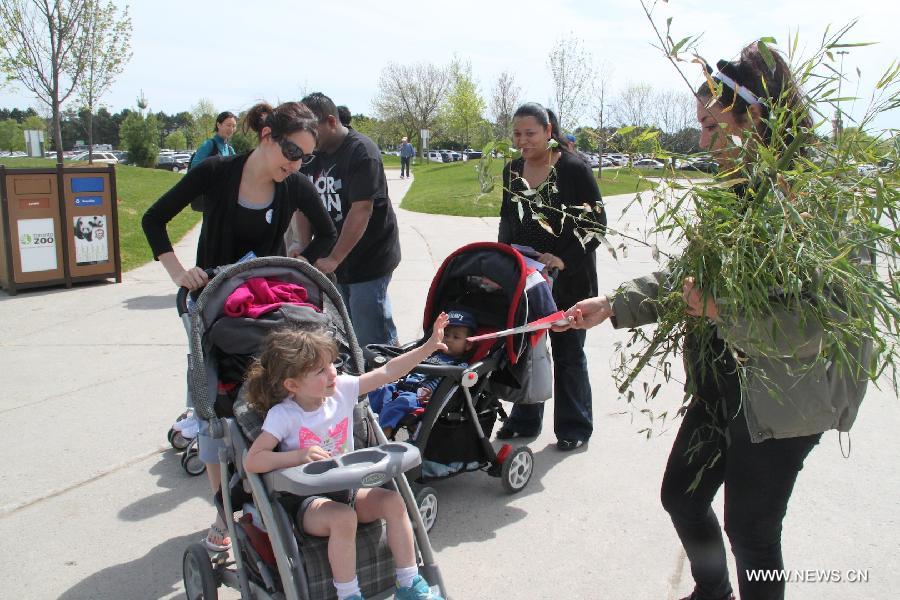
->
[367, 310, 477, 437]
[243, 316, 450, 600]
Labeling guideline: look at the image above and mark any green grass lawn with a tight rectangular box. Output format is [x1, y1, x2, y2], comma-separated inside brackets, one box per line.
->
[398, 159, 660, 217]
[1, 157, 198, 271]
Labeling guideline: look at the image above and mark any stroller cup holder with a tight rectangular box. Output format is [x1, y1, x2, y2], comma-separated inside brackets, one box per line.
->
[262, 442, 421, 497]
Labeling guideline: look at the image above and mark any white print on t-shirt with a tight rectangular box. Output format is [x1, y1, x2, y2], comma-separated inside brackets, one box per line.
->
[299, 418, 349, 455]
[309, 165, 344, 223]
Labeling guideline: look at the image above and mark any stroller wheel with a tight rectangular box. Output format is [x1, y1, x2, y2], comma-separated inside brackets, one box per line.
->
[183, 542, 219, 599]
[414, 486, 439, 533]
[182, 442, 206, 476]
[501, 447, 534, 494]
[167, 427, 177, 446]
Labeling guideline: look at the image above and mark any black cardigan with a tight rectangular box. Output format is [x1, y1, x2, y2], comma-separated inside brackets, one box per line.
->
[498, 151, 606, 309]
[142, 153, 336, 269]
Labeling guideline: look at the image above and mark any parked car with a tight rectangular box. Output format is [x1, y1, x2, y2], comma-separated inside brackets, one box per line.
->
[604, 153, 628, 166]
[69, 151, 119, 164]
[878, 159, 895, 173]
[856, 163, 878, 177]
[633, 158, 665, 169]
[578, 151, 600, 168]
[156, 154, 189, 172]
[463, 149, 483, 160]
[685, 159, 719, 173]
[425, 150, 445, 163]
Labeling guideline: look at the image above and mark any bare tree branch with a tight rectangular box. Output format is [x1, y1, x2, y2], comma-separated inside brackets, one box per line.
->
[548, 33, 596, 131]
[490, 70, 521, 141]
[0, 0, 92, 162]
[372, 61, 450, 155]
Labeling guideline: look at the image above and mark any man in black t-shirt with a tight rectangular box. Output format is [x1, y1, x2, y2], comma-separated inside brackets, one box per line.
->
[300, 92, 400, 347]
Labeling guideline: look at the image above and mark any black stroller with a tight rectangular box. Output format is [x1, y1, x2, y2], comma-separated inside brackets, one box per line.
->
[366, 242, 558, 532]
[178, 256, 447, 600]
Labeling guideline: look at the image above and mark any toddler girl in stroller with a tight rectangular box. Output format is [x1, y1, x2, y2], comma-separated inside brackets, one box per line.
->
[243, 318, 450, 600]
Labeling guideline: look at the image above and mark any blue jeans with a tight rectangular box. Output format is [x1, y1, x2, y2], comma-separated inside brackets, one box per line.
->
[400, 156, 411, 177]
[368, 385, 419, 429]
[503, 328, 593, 441]
[338, 274, 398, 348]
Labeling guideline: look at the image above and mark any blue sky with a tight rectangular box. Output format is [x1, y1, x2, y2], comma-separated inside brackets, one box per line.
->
[1, 0, 897, 132]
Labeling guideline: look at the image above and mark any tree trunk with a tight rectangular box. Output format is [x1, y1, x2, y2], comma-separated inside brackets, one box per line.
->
[87, 107, 94, 164]
[597, 138, 604, 179]
[53, 102, 64, 165]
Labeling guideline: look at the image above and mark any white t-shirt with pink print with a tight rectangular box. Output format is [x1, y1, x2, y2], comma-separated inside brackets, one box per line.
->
[261, 374, 359, 457]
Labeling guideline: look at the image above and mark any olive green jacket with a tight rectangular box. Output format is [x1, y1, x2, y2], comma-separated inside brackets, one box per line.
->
[609, 271, 872, 442]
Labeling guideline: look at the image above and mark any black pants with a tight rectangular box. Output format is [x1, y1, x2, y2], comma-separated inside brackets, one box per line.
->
[504, 328, 593, 442]
[400, 156, 411, 177]
[662, 346, 821, 600]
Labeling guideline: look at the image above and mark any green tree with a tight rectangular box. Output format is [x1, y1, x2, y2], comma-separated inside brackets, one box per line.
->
[442, 59, 485, 149]
[92, 106, 118, 146]
[164, 129, 186, 151]
[575, 127, 596, 152]
[230, 128, 256, 153]
[0, 118, 25, 151]
[188, 98, 216, 149]
[78, 0, 132, 162]
[22, 114, 46, 132]
[120, 110, 158, 167]
[0, 0, 92, 161]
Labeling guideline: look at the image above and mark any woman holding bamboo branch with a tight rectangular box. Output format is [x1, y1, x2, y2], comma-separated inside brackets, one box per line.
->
[495, 102, 607, 450]
[562, 42, 876, 600]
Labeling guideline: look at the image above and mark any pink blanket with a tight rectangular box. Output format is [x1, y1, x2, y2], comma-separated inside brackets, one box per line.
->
[224, 277, 318, 318]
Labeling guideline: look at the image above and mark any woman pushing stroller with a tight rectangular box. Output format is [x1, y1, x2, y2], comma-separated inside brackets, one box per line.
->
[243, 314, 451, 600]
[142, 100, 337, 553]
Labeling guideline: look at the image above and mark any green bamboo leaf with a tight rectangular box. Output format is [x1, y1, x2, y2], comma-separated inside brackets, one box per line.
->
[758, 39, 776, 72]
[829, 42, 877, 48]
[669, 36, 692, 56]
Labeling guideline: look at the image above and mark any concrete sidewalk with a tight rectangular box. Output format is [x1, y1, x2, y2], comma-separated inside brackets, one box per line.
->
[0, 169, 897, 599]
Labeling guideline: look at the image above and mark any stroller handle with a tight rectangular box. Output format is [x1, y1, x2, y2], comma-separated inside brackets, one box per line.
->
[408, 358, 497, 380]
[175, 268, 218, 316]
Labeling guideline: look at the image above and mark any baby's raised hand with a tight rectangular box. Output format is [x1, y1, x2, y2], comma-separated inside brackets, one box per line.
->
[424, 312, 449, 354]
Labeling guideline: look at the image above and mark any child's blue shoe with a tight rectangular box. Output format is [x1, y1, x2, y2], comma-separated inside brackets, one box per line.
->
[344, 595, 364, 600]
[395, 575, 443, 600]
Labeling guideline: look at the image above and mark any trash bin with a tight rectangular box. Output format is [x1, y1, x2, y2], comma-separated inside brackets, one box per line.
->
[0, 164, 121, 295]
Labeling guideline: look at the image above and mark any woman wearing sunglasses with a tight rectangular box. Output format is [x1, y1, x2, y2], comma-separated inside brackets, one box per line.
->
[142, 101, 336, 553]
[143, 101, 336, 291]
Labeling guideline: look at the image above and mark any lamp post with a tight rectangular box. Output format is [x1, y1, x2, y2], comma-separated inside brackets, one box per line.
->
[833, 50, 850, 140]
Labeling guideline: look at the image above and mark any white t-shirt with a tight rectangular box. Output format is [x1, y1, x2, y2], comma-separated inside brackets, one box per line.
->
[261, 374, 359, 457]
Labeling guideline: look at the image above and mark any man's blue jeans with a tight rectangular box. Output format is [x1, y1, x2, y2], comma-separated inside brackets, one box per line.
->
[400, 156, 411, 177]
[338, 273, 398, 348]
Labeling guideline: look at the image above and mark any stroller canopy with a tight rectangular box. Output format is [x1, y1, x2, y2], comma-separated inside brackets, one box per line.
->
[422, 242, 558, 364]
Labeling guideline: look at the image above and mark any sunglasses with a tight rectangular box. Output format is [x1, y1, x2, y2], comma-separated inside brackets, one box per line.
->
[277, 137, 315, 166]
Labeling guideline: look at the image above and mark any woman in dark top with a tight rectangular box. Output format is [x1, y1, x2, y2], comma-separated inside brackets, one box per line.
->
[141, 100, 336, 553]
[496, 102, 606, 451]
[142, 101, 336, 291]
